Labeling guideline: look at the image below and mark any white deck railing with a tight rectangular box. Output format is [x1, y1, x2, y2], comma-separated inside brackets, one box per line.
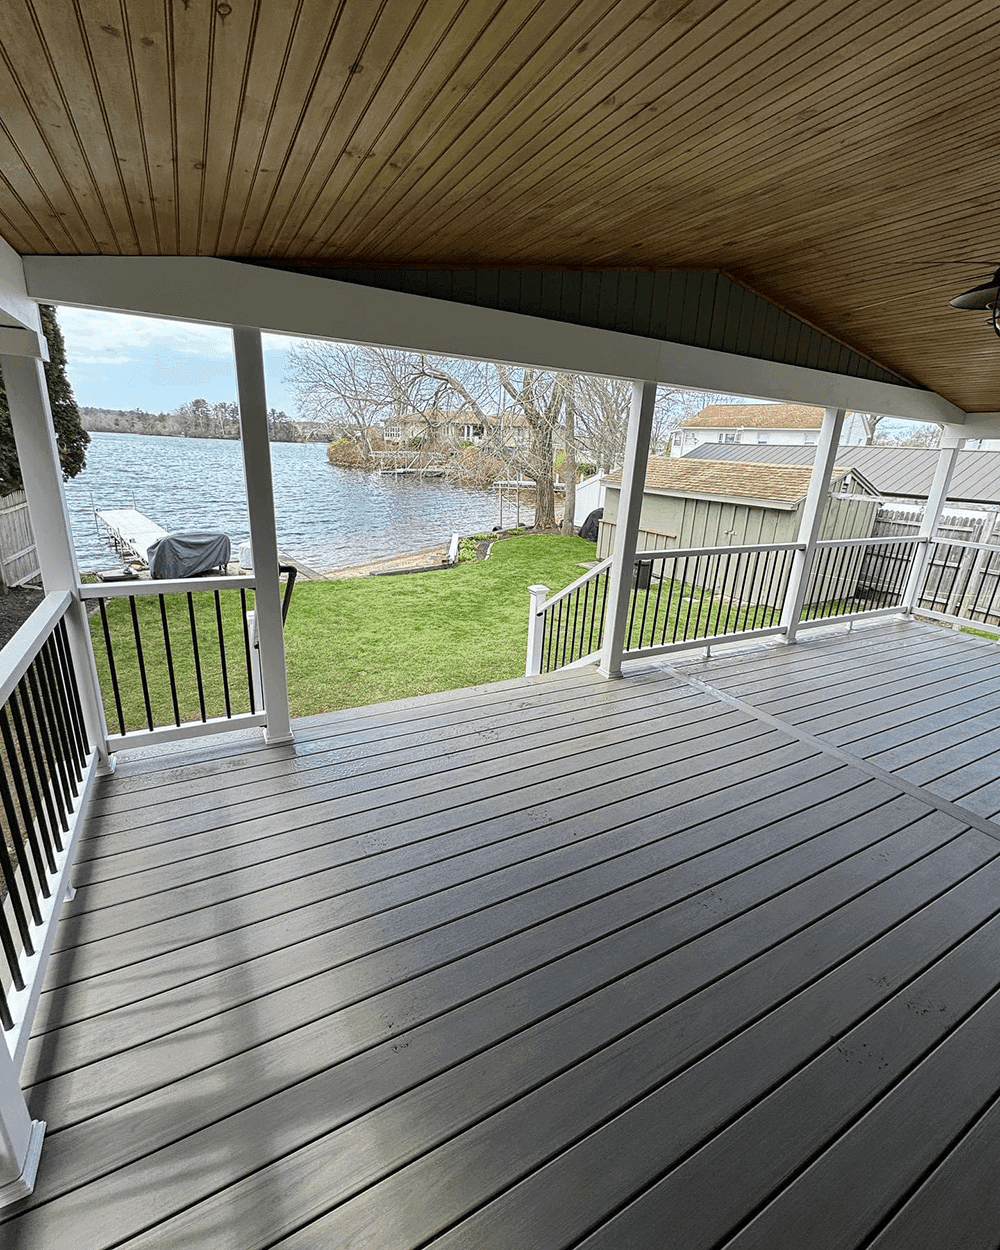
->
[525, 533, 974, 675]
[0, 594, 99, 1080]
[79, 575, 268, 750]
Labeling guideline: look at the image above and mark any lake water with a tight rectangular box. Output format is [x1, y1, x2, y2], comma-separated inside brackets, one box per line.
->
[63, 432, 506, 572]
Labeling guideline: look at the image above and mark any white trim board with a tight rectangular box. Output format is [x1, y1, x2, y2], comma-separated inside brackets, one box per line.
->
[22, 255, 969, 428]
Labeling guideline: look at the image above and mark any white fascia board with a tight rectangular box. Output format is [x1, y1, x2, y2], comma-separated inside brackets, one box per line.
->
[23, 254, 967, 426]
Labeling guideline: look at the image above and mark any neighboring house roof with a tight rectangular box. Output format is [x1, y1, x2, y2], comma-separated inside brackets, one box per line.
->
[678, 403, 826, 430]
[605, 457, 867, 506]
[683, 443, 1000, 505]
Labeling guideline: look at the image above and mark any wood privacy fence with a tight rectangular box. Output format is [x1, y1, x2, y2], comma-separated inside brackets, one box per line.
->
[0, 491, 39, 589]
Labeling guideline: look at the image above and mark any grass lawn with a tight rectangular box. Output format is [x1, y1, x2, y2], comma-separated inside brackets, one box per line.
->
[285, 534, 596, 714]
[89, 534, 598, 728]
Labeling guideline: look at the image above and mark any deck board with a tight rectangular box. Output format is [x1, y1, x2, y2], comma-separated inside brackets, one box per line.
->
[6, 620, 1000, 1248]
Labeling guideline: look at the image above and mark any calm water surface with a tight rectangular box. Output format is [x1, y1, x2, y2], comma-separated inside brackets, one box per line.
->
[64, 432, 504, 572]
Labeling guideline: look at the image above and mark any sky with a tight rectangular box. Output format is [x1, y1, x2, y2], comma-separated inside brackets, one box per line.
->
[55, 306, 300, 416]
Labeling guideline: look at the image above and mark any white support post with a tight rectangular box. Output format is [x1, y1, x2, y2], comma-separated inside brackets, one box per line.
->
[232, 327, 292, 745]
[0, 354, 111, 768]
[0, 1037, 44, 1209]
[903, 430, 965, 613]
[525, 584, 549, 676]
[598, 380, 658, 678]
[780, 406, 846, 644]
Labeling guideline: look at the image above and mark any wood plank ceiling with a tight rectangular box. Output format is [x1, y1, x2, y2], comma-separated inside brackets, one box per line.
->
[1, 0, 999, 410]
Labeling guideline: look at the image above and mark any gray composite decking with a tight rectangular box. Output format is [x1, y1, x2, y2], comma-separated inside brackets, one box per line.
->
[4, 618, 1000, 1247]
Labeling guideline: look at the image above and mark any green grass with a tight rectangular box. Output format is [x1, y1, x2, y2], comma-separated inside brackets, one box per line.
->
[90, 534, 597, 728]
[284, 534, 595, 714]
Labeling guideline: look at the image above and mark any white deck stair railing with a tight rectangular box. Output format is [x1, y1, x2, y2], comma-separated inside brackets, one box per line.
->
[0, 592, 101, 1206]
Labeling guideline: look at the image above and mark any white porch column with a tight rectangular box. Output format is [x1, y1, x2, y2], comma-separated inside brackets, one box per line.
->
[0, 1035, 43, 1208]
[232, 327, 292, 745]
[902, 428, 965, 612]
[0, 354, 111, 767]
[780, 406, 846, 643]
[598, 380, 657, 678]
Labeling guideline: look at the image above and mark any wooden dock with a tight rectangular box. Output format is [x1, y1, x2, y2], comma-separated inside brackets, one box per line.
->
[5, 619, 1000, 1247]
[94, 508, 169, 564]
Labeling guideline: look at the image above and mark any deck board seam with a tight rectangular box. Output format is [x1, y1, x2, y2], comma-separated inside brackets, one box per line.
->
[666, 666, 1000, 846]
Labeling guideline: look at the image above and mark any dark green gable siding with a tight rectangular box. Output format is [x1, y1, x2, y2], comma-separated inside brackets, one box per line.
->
[260, 265, 913, 389]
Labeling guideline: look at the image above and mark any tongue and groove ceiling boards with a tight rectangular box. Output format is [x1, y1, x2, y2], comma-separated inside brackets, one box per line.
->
[1, 0, 999, 409]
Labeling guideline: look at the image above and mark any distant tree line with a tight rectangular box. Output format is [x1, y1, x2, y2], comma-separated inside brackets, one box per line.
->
[81, 401, 338, 444]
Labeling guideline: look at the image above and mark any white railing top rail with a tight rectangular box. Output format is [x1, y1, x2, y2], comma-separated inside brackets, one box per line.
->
[633, 540, 804, 562]
[815, 534, 927, 549]
[923, 537, 1000, 555]
[79, 573, 256, 599]
[0, 590, 71, 709]
[536, 556, 612, 614]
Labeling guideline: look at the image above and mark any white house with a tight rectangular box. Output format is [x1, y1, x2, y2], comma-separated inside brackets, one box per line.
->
[671, 403, 845, 454]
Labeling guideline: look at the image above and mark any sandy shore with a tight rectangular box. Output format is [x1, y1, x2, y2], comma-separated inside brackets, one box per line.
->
[319, 544, 452, 579]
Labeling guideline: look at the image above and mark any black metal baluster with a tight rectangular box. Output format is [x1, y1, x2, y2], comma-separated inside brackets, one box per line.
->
[579, 578, 592, 660]
[0, 707, 55, 878]
[98, 598, 126, 736]
[27, 655, 71, 820]
[0, 740, 40, 940]
[625, 563, 642, 651]
[186, 593, 207, 722]
[157, 594, 181, 726]
[744, 550, 762, 629]
[215, 591, 232, 718]
[692, 555, 713, 638]
[636, 562, 653, 649]
[128, 595, 155, 731]
[764, 550, 784, 627]
[0, 781, 35, 958]
[544, 601, 557, 674]
[38, 639, 77, 799]
[47, 626, 82, 776]
[53, 619, 88, 762]
[8, 686, 59, 856]
[595, 567, 610, 651]
[559, 595, 572, 669]
[0, 748, 45, 923]
[240, 588, 256, 713]
[719, 551, 737, 635]
[680, 557, 696, 642]
[732, 551, 752, 631]
[648, 559, 665, 646]
[25, 666, 69, 833]
[661, 558, 679, 646]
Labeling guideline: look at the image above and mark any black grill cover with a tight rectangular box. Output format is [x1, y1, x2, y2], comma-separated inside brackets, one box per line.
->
[579, 508, 604, 542]
[147, 532, 231, 579]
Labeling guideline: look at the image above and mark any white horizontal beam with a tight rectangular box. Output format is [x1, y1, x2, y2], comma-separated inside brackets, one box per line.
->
[0, 239, 44, 356]
[22, 255, 968, 426]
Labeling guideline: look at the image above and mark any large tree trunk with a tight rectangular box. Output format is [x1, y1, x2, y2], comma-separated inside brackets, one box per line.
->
[529, 423, 558, 530]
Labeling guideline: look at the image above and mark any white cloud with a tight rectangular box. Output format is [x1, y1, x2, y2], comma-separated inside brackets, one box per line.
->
[56, 306, 233, 362]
